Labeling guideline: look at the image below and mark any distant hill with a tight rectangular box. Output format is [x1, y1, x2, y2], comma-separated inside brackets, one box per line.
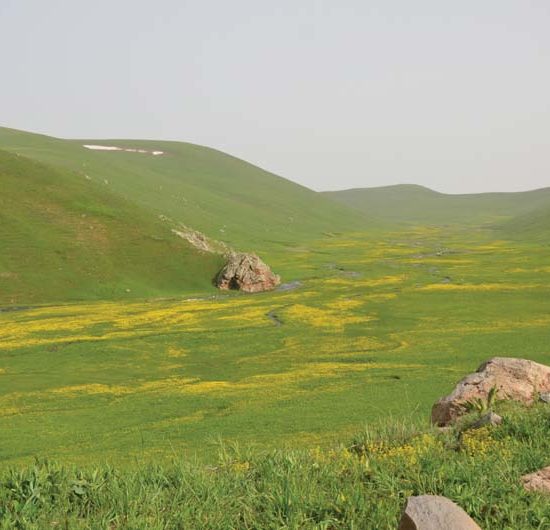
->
[324, 184, 550, 226]
[498, 203, 550, 240]
[0, 149, 223, 304]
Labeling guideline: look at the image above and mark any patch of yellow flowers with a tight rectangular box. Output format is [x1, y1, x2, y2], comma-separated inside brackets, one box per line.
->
[309, 433, 445, 472]
[283, 303, 375, 331]
[309, 446, 366, 473]
[460, 426, 511, 458]
[364, 433, 444, 467]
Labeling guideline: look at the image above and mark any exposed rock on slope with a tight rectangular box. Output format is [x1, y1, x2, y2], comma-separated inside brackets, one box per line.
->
[160, 216, 230, 254]
[216, 252, 280, 293]
[432, 357, 550, 426]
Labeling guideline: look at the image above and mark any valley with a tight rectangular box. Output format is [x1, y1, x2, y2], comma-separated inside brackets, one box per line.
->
[2, 127, 550, 528]
[2, 220, 550, 466]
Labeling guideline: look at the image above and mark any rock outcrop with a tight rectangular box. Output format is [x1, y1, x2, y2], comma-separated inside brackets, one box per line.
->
[168, 221, 230, 254]
[216, 252, 280, 293]
[432, 357, 550, 426]
[398, 495, 481, 530]
[522, 466, 550, 494]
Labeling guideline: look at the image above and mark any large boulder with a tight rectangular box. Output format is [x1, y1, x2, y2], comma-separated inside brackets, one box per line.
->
[398, 495, 481, 530]
[216, 252, 280, 293]
[432, 357, 550, 426]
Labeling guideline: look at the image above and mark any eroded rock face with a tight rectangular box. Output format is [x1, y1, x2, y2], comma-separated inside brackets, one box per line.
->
[216, 252, 280, 293]
[431, 357, 550, 426]
[522, 466, 550, 494]
[398, 495, 481, 530]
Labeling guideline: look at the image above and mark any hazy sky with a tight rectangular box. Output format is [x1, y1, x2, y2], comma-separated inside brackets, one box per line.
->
[1, 1, 549, 193]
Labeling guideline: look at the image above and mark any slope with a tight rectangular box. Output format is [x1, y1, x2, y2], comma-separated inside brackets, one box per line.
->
[498, 202, 550, 240]
[0, 127, 375, 261]
[0, 149, 223, 305]
[324, 184, 550, 226]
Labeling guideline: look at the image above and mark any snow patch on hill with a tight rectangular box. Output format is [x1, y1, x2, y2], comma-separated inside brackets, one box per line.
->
[83, 145, 164, 156]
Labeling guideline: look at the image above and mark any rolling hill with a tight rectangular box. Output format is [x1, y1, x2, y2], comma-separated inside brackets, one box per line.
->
[324, 184, 550, 226]
[0, 149, 224, 304]
[3, 125, 549, 305]
[0, 127, 374, 251]
[498, 202, 550, 240]
[0, 127, 379, 304]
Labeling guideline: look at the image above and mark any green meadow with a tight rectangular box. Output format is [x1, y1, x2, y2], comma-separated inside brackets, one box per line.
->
[2, 225, 550, 467]
[2, 127, 550, 527]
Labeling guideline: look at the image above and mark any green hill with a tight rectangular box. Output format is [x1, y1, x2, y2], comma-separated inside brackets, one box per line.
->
[324, 184, 550, 226]
[0, 149, 223, 304]
[0, 127, 373, 252]
[0, 127, 379, 303]
[498, 202, 550, 240]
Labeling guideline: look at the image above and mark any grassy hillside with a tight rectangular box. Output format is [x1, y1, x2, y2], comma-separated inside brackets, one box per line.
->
[0, 149, 223, 304]
[498, 202, 550, 240]
[0, 127, 374, 263]
[324, 184, 550, 226]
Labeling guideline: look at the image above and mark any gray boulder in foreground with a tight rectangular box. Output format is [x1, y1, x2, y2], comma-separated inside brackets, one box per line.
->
[398, 495, 481, 530]
[431, 357, 550, 426]
[216, 252, 280, 293]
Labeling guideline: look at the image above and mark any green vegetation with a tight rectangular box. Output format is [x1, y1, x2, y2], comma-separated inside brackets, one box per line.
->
[463, 386, 499, 416]
[324, 184, 550, 226]
[2, 225, 550, 467]
[0, 127, 374, 280]
[1, 404, 549, 529]
[0, 149, 223, 304]
[499, 203, 550, 241]
[2, 127, 550, 527]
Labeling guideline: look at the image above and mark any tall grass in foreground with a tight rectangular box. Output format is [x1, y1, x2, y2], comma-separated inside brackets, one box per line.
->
[1, 404, 549, 529]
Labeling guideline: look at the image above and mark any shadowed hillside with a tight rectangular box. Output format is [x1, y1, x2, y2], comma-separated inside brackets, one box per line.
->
[0, 150, 223, 304]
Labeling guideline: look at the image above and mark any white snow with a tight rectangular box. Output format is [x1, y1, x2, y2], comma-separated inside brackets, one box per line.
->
[83, 145, 121, 151]
[83, 145, 165, 156]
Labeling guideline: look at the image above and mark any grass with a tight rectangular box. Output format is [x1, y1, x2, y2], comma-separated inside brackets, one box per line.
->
[498, 203, 550, 241]
[0, 149, 223, 304]
[1, 403, 549, 529]
[324, 183, 550, 227]
[2, 224, 550, 468]
[0, 126, 375, 278]
[3, 126, 550, 527]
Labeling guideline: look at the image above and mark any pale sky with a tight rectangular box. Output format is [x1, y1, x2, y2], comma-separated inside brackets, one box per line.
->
[1, 0, 549, 193]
